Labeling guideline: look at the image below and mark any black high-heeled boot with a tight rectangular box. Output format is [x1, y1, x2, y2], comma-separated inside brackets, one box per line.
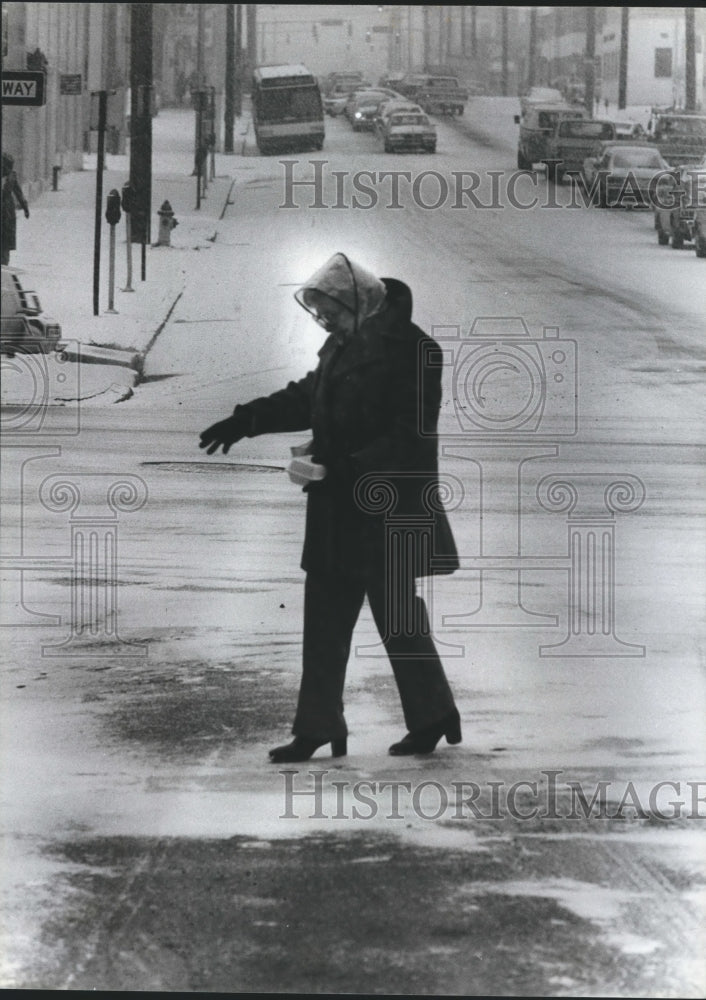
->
[268, 735, 348, 763]
[388, 709, 462, 756]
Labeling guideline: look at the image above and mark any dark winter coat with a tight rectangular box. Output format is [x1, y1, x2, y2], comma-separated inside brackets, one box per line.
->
[238, 276, 459, 579]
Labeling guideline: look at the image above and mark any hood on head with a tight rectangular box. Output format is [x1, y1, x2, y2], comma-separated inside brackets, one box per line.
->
[295, 252, 387, 329]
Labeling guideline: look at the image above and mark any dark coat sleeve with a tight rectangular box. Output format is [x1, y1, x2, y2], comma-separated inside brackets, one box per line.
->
[237, 370, 316, 436]
[350, 332, 441, 475]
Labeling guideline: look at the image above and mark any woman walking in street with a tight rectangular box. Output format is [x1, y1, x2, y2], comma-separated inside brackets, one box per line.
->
[199, 252, 462, 763]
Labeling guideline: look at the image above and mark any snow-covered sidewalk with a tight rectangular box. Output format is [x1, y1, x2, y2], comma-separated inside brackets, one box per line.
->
[2, 108, 259, 404]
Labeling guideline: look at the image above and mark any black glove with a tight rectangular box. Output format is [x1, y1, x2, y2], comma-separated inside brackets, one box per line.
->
[199, 409, 252, 455]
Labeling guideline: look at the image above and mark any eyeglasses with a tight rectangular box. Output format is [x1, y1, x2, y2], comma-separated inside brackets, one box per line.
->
[311, 305, 354, 330]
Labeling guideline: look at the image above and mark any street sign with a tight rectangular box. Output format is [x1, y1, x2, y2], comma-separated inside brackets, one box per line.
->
[1, 70, 45, 106]
[89, 89, 118, 130]
[60, 73, 82, 95]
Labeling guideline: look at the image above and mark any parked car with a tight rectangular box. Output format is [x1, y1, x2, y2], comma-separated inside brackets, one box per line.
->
[583, 143, 671, 208]
[1, 266, 63, 355]
[376, 110, 437, 153]
[514, 101, 588, 170]
[654, 157, 706, 248]
[613, 120, 647, 141]
[545, 118, 617, 181]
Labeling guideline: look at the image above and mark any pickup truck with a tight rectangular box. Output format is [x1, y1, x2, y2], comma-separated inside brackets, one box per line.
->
[514, 101, 588, 170]
[398, 74, 468, 116]
[545, 118, 617, 181]
[648, 111, 706, 166]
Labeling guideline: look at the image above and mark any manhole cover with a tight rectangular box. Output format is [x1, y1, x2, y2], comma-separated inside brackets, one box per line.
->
[141, 461, 284, 474]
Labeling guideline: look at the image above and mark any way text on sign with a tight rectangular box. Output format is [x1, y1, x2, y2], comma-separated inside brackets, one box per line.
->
[1, 71, 46, 106]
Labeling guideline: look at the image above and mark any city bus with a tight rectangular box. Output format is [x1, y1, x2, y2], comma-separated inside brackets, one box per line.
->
[251, 64, 325, 154]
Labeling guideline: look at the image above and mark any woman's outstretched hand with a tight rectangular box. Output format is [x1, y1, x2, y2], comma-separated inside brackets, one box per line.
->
[199, 412, 251, 455]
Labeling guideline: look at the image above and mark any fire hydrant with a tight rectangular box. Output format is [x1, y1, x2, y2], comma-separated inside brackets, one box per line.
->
[157, 200, 178, 246]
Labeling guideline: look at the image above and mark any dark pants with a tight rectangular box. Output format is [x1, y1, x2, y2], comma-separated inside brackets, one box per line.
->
[292, 569, 457, 740]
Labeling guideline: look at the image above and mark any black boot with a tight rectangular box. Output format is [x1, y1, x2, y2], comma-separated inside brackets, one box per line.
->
[268, 735, 347, 763]
[388, 709, 462, 756]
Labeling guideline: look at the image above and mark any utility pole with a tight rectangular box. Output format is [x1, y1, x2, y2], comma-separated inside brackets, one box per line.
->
[584, 6, 596, 116]
[225, 4, 234, 153]
[129, 3, 152, 257]
[246, 4, 257, 77]
[470, 6, 477, 59]
[196, 4, 204, 89]
[193, 3, 205, 202]
[235, 4, 242, 116]
[437, 7, 445, 66]
[528, 7, 537, 91]
[500, 7, 509, 97]
[685, 6, 696, 111]
[618, 7, 629, 110]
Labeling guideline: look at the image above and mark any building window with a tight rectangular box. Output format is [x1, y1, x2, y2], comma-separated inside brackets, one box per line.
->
[654, 47, 672, 78]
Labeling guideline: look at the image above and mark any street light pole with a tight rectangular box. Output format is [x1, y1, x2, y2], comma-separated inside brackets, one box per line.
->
[618, 7, 629, 110]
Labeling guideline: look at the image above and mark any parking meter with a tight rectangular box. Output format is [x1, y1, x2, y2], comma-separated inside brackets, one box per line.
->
[121, 182, 136, 214]
[105, 189, 122, 226]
